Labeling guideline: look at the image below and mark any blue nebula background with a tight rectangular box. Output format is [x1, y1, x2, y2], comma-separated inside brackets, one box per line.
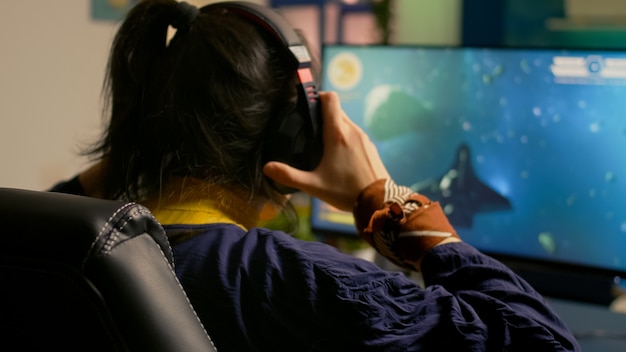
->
[314, 45, 626, 274]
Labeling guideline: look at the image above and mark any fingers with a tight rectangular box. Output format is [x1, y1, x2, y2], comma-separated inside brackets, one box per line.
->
[319, 91, 339, 121]
[319, 91, 345, 133]
[262, 92, 339, 192]
[262, 162, 293, 187]
[263, 90, 390, 211]
[263, 161, 315, 193]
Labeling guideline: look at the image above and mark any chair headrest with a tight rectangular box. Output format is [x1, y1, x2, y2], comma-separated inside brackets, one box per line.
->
[0, 187, 173, 267]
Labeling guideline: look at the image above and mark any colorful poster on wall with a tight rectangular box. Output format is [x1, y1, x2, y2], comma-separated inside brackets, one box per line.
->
[91, 0, 138, 21]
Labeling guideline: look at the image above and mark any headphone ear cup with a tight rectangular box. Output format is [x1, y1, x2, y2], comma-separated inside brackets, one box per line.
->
[263, 87, 321, 172]
[262, 85, 322, 194]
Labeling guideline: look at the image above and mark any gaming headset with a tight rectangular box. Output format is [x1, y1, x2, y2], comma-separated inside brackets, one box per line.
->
[206, 1, 323, 193]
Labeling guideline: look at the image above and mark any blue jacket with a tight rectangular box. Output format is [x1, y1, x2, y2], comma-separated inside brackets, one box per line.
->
[50, 176, 580, 351]
[168, 223, 579, 351]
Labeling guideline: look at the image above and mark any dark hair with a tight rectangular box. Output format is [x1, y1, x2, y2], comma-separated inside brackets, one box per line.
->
[86, 0, 315, 230]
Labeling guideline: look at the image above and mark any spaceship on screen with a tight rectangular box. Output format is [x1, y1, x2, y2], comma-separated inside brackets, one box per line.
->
[411, 143, 512, 228]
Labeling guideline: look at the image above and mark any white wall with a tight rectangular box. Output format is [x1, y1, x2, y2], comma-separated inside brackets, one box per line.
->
[0, 2, 117, 191]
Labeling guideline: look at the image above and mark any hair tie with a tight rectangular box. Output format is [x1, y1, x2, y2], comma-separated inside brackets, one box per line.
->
[171, 1, 199, 31]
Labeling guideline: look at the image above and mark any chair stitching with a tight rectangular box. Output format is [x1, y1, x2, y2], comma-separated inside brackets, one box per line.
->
[101, 207, 153, 255]
[99, 214, 217, 350]
[83, 202, 137, 270]
[151, 243, 219, 351]
[76, 203, 216, 348]
[145, 211, 175, 270]
[101, 205, 175, 269]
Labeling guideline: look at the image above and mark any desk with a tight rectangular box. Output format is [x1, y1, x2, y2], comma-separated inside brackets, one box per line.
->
[548, 298, 626, 351]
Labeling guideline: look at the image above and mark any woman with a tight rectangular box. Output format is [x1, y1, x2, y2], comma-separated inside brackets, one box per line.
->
[51, 1, 580, 351]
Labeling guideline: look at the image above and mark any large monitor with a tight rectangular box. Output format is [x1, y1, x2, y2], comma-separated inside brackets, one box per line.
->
[313, 44, 626, 304]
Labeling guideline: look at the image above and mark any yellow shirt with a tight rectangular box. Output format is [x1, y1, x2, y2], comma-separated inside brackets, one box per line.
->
[141, 177, 261, 230]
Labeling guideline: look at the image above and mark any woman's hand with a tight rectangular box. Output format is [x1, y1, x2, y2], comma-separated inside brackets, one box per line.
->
[263, 91, 390, 212]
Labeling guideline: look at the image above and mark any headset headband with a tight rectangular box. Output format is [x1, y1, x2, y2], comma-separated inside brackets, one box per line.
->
[205, 1, 323, 192]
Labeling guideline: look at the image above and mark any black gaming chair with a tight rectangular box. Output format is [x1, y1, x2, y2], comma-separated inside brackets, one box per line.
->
[0, 187, 217, 352]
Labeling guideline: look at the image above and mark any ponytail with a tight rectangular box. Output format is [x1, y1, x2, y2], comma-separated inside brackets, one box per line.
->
[107, 0, 178, 114]
[93, 0, 193, 200]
